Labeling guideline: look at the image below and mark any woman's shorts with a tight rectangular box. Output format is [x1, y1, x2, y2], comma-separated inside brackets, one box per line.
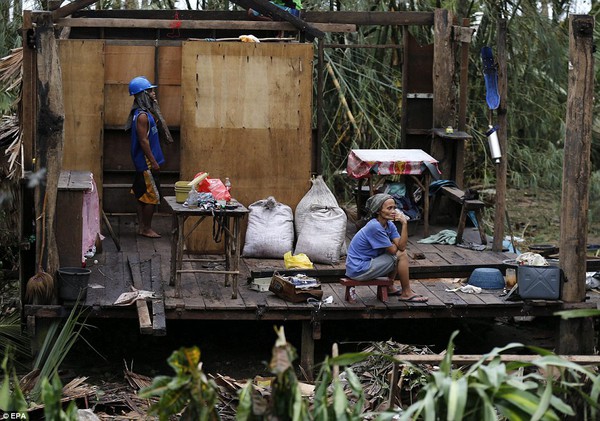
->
[351, 253, 396, 281]
[131, 170, 161, 205]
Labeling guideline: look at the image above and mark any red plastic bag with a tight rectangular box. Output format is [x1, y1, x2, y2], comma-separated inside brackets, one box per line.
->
[195, 173, 231, 201]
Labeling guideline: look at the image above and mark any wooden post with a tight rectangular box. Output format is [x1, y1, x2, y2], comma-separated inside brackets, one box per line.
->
[455, 18, 471, 189]
[558, 14, 594, 354]
[492, 18, 507, 251]
[316, 37, 324, 174]
[35, 12, 65, 281]
[560, 15, 594, 303]
[431, 8, 455, 179]
[300, 320, 314, 381]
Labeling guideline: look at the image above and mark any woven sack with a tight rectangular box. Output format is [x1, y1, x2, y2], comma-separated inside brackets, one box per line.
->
[242, 197, 294, 258]
[295, 176, 347, 256]
[294, 204, 347, 264]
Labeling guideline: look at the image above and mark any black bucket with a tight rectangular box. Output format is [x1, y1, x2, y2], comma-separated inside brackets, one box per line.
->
[57, 267, 91, 302]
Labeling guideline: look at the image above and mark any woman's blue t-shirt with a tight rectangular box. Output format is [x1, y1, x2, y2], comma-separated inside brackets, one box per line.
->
[345, 219, 399, 278]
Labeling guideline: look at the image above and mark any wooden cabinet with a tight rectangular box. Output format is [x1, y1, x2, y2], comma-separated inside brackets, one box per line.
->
[56, 170, 98, 267]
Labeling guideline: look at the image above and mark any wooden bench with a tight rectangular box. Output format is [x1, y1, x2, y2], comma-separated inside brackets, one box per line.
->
[340, 277, 393, 303]
[440, 186, 487, 245]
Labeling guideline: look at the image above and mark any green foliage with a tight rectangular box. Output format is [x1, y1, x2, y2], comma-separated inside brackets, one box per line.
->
[238, 326, 373, 421]
[41, 376, 79, 420]
[31, 304, 97, 401]
[396, 331, 600, 421]
[0, 311, 30, 368]
[0, 349, 28, 413]
[138, 346, 221, 421]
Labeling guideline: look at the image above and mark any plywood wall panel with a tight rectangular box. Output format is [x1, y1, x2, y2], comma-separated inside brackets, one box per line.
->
[181, 41, 313, 253]
[104, 45, 155, 126]
[104, 45, 181, 126]
[59, 40, 104, 194]
[104, 45, 155, 84]
[158, 46, 182, 85]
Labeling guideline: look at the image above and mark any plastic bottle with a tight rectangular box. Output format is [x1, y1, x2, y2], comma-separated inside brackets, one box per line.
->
[224, 177, 232, 193]
[187, 188, 199, 208]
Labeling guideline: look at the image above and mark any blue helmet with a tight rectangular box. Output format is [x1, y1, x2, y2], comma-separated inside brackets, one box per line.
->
[128, 76, 156, 96]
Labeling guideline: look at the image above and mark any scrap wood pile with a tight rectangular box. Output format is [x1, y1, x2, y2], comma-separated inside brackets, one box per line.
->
[341, 340, 437, 411]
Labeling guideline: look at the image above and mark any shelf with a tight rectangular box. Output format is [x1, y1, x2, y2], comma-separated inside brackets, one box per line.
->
[432, 128, 472, 140]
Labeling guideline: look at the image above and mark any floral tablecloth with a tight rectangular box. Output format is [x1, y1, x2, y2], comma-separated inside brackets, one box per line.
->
[347, 149, 441, 179]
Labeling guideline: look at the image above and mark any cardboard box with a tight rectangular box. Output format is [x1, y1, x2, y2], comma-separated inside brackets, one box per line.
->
[517, 265, 562, 300]
[269, 273, 323, 303]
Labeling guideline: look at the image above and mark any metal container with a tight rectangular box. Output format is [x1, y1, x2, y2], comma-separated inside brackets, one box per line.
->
[517, 265, 562, 300]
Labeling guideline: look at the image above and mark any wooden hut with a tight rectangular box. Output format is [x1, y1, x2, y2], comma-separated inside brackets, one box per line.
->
[18, 4, 598, 375]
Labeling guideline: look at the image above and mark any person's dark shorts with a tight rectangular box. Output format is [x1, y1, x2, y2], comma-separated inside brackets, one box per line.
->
[131, 170, 161, 205]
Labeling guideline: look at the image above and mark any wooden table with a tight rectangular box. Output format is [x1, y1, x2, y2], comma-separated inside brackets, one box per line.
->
[346, 149, 440, 237]
[164, 196, 249, 299]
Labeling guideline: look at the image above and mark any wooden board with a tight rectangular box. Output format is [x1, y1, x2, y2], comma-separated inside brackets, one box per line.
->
[104, 44, 155, 126]
[180, 42, 313, 253]
[127, 254, 153, 334]
[103, 45, 181, 127]
[58, 40, 104, 199]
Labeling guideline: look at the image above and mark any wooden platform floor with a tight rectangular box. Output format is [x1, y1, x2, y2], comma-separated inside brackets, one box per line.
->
[24, 214, 600, 326]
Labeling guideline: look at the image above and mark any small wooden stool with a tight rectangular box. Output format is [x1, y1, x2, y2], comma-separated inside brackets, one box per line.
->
[340, 277, 394, 303]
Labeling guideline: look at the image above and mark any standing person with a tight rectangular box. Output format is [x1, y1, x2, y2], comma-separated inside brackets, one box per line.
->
[345, 193, 428, 302]
[125, 76, 165, 238]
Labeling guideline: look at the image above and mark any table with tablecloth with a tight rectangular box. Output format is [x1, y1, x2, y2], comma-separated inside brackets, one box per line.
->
[347, 149, 441, 236]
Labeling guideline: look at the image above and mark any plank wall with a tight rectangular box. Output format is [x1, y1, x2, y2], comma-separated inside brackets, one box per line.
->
[59, 40, 104, 196]
[58, 40, 314, 253]
[181, 42, 313, 253]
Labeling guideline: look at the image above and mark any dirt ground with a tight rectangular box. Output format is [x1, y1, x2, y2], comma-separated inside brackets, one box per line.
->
[481, 187, 600, 249]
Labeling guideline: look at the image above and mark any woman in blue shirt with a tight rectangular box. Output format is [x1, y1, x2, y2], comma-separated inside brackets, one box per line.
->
[346, 193, 428, 302]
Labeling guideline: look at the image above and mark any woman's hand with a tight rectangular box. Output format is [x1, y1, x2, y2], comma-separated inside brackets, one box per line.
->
[393, 209, 408, 224]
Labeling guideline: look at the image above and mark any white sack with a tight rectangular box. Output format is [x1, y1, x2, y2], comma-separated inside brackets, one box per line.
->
[242, 197, 294, 258]
[295, 175, 347, 256]
[294, 205, 347, 264]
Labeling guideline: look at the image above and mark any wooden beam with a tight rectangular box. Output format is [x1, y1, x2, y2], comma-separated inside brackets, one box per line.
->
[455, 18, 470, 189]
[394, 354, 600, 365]
[21, 11, 35, 172]
[67, 9, 434, 26]
[232, 0, 324, 39]
[151, 255, 167, 336]
[56, 17, 355, 33]
[492, 18, 508, 251]
[35, 12, 64, 283]
[127, 254, 153, 335]
[430, 8, 456, 179]
[51, 0, 99, 20]
[561, 14, 594, 303]
[303, 11, 433, 26]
